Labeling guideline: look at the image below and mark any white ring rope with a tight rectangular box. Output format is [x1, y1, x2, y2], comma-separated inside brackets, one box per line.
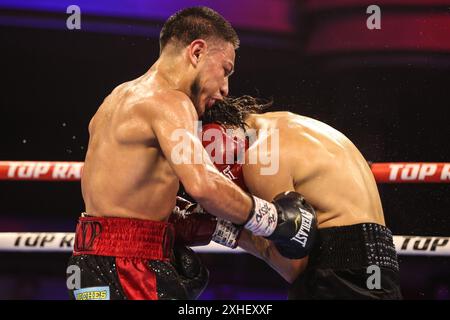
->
[0, 232, 448, 256]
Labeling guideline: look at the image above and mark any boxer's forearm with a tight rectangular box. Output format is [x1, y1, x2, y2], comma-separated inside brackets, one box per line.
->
[237, 229, 270, 260]
[238, 230, 308, 284]
[191, 165, 253, 225]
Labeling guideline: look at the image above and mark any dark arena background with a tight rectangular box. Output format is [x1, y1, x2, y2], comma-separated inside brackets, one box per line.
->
[1, 0, 449, 300]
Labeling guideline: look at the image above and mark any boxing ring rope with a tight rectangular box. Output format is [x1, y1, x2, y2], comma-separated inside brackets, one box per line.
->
[0, 161, 449, 256]
[0, 232, 449, 256]
[1, 161, 449, 183]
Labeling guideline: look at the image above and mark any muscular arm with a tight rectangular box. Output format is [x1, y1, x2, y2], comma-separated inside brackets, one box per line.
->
[151, 92, 253, 224]
[238, 230, 307, 283]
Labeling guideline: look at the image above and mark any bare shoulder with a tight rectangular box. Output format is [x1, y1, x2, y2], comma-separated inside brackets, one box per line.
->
[256, 111, 329, 162]
[252, 112, 312, 139]
[273, 111, 305, 126]
[136, 89, 197, 125]
[87, 86, 120, 134]
[250, 111, 302, 128]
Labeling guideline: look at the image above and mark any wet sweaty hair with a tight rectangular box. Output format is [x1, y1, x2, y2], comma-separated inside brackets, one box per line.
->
[159, 6, 240, 53]
[202, 95, 272, 129]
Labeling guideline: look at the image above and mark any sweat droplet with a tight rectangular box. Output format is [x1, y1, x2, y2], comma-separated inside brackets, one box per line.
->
[72, 136, 76, 140]
[22, 139, 27, 144]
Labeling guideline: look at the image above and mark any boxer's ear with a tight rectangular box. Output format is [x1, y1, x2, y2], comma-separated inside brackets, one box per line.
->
[188, 39, 207, 66]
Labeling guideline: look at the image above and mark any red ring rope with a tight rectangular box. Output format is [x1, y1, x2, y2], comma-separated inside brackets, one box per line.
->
[0, 161, 449, 183]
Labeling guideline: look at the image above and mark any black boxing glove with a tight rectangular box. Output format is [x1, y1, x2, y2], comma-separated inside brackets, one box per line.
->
[172, 244, 209, 300]
[266, 192, 317, 259]
[244, 192, 317, 259]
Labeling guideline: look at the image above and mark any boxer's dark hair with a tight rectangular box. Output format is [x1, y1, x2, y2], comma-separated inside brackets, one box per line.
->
[202, 95, 272, 129]
[160, 7, 239, 52]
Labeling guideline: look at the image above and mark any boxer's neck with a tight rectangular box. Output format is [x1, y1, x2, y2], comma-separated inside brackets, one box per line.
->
[244, 114, 259, 130]
[149, 52, 194, 96]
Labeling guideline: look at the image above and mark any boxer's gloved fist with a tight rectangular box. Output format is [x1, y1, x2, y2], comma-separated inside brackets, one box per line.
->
[170, 196, 242, 248]
[244, 192, 317, 259]
[170, 196, 217, 246]
[172, 244, 209, 300]
[266, 192, 318, 259]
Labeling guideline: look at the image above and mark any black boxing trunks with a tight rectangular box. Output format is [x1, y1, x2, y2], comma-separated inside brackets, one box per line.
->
[67, 215, 198, 300]
[288, 223, 402, 300]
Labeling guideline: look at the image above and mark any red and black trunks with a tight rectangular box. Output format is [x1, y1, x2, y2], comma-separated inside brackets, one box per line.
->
[67, 215, 195, 300]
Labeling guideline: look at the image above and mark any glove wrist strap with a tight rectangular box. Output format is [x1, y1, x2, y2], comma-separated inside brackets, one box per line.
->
[244, 196, 278, 237]
[212, 219, 241, 248]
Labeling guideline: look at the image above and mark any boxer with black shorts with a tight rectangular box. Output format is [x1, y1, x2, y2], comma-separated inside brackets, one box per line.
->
[172, 96, 402, 299]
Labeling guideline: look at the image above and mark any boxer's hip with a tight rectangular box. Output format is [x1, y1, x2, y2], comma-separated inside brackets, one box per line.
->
[289, 223, 402, 300]
[68, 215, 190, 300]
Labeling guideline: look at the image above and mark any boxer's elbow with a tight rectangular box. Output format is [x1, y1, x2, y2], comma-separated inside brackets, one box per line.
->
[268, 247, 308, 284]
[283, 269, 302, 284]
[282, 258, 308, 284]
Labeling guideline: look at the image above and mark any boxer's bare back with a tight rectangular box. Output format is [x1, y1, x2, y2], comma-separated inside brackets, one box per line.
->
[239, 112, 385, 281]
[243, 112, 385, 228]
[82, 74, 181, 221]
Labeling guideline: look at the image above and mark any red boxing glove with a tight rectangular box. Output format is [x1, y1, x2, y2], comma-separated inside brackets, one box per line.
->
[201, 123, 249, 191]
[169, 196, 241, 248]
[170, 124, 249, 248]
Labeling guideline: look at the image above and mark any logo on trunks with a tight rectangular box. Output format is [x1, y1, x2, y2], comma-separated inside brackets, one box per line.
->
[291, 209, 313, 247]
[73, 286, 110, 300]
[170, 121, 280, 175]
[74, 221, 102, 252]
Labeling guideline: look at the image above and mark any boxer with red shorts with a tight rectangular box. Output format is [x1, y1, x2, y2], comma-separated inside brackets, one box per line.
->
[68, 215, 208, 300]
[67, 9, 317, 299]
